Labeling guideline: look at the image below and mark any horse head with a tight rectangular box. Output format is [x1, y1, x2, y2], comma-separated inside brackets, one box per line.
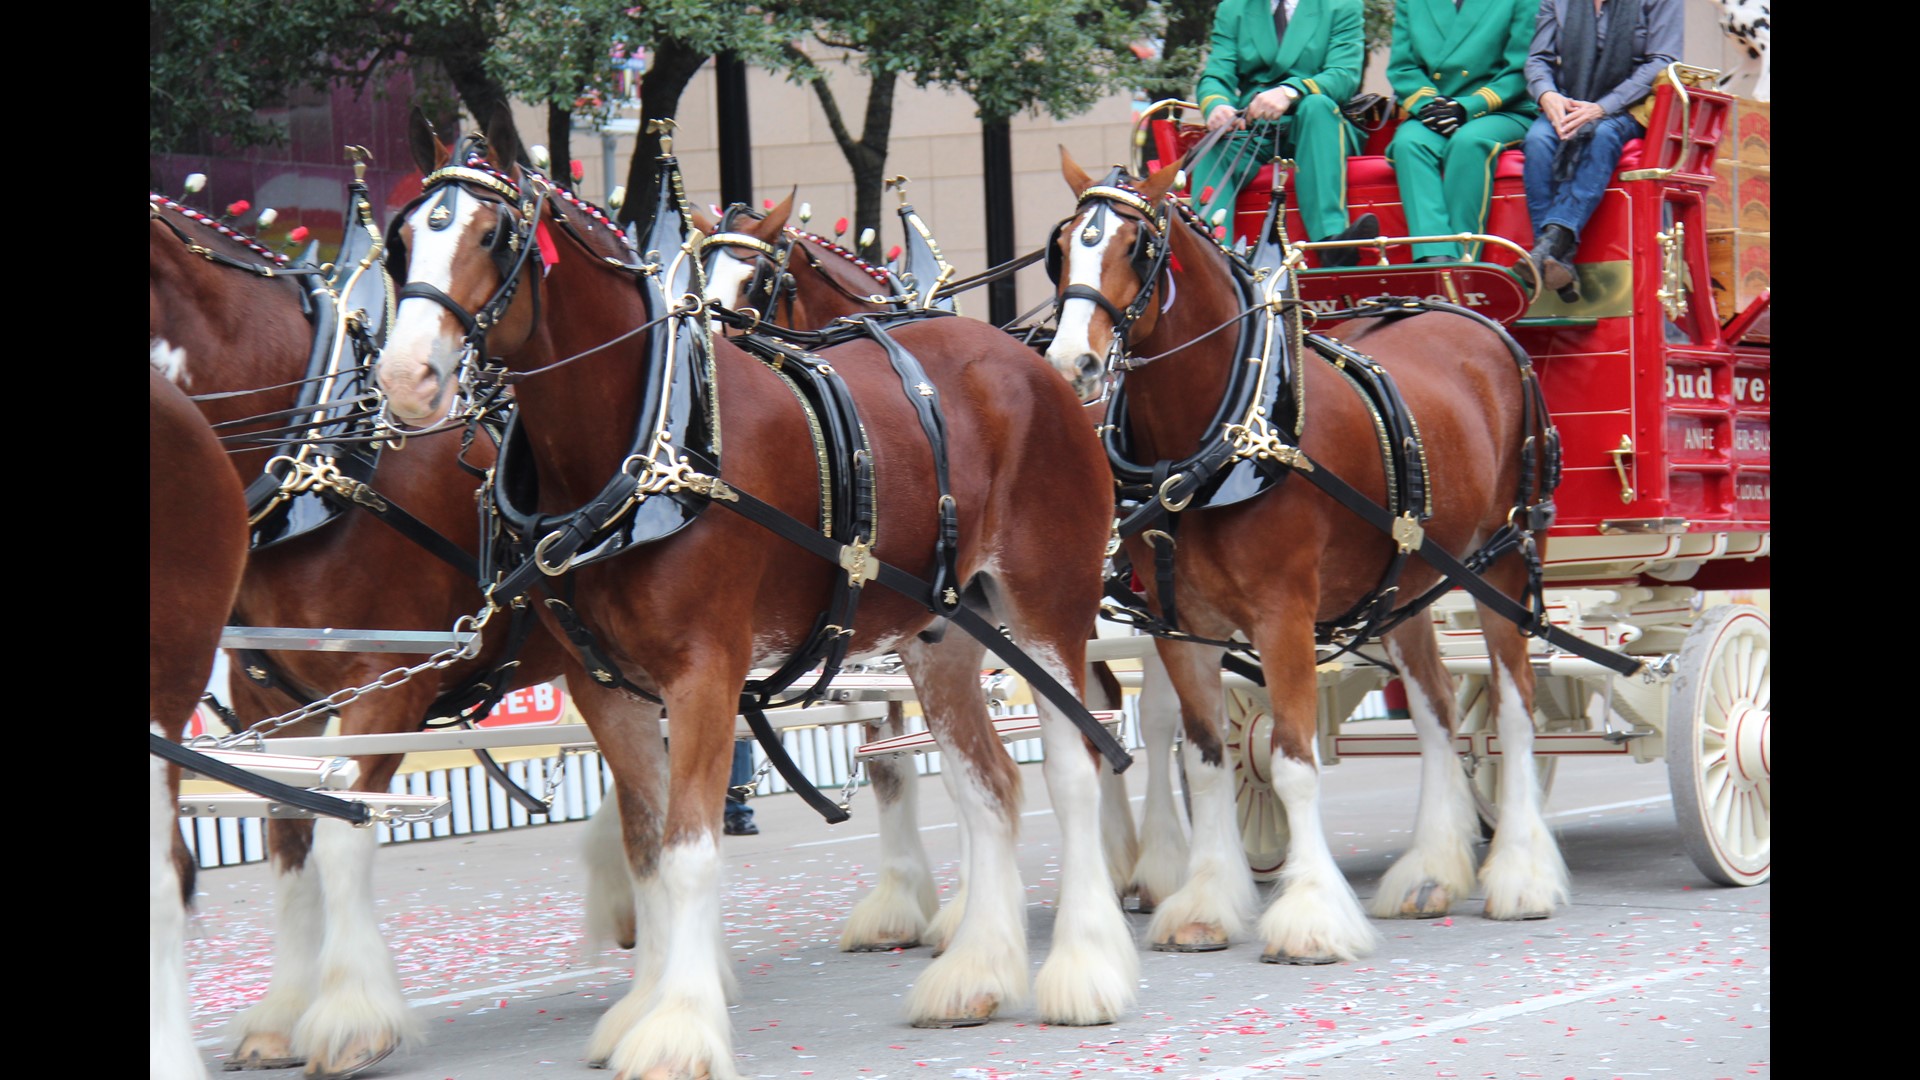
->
[379, 108, 543, 425]
[1044, 148, 1182, 401]
[693, 191, 796, 330]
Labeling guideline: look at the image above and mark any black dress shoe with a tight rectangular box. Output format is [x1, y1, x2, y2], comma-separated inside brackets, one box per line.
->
[1416, 255, 1454, 264]
[1320, 212, 1381, 269]
[724, 817, 758, 836]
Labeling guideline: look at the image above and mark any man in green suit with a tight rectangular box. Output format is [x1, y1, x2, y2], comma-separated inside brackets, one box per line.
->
[1386, 0, 1542, 261]
[1192, 0, 1379, 266]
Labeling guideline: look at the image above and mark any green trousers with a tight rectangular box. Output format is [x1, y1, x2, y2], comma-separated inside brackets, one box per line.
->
[1386, 110, 1532, 260]
[1189, 94, 1360, 247]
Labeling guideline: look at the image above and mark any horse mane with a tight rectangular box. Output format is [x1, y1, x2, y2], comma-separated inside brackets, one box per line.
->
[149, 193, 293, 267]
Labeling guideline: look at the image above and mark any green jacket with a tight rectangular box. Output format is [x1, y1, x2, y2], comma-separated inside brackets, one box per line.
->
[1387, 0, 1542, 121]
[1196, 0, 1366, 122]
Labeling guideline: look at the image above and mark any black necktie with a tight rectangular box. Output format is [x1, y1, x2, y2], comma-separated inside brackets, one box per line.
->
[1273, 0, 1288, 47]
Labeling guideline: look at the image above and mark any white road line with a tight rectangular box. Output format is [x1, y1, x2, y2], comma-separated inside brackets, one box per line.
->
[1549, 794, 1671, 818]
[1190, 967, 1691, 1077]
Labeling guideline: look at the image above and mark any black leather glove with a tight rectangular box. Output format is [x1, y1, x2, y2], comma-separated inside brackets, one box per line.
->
[1417, 97, 1467, 136]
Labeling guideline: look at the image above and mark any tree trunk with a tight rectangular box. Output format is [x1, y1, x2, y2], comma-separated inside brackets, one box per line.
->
[798, 52, 896, 265]
[621, 37, 710, 235]
[441, 51, 513, 148]
[548, 101, 573, 189]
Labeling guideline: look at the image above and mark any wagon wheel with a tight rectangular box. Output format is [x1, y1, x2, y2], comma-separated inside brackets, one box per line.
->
[1453, 674, 1559, 840]
[1666, 604, 1770, 886]
[1225, 687, 1289, 882]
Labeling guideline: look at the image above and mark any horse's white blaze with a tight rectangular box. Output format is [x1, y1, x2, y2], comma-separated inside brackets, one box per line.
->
[1256, 748, 1379, 961]
[704, 250, 757, 310]
[1030, 648, 1139, 1025]
[151, 725, 206, 1080]
[381, 197, 481, 418]
[1042, 207, 1115, 380]
[1129, 652, 1191, 907]
[293, 820, 419, 1068]
[150, 337, 190, 387]
[1479, 656, 1570, 918]
[1370, 642, 1478, 917]
[228, 857, 324, 1055]
[599, 835, 739, 1080]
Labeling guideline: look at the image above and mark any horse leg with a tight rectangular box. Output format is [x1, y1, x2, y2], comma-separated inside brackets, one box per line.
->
[294, 696, 431, 1078]
[899, 630, 1028, 1027]
[1252, 611, 1380, 964]
[1474, 562, 1569, 920]
[922, 762, 971, 957]
[1144, 641, 1256, 951]
[841, 701, 940, 951]
[582, 786, 638, 952]
[1369, 621, 1478, 918]
[1088, 661, 1142, 900]
[151, 724, 205, 1080]
[225, 679, 328, 1071]
[1129, 649, 1189, 915]
[595, 658, 744, 1080]
[983, 576, 1138, 1026]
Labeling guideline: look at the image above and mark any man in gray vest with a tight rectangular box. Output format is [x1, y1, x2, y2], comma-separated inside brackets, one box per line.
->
[1518, 0, 1683, 298]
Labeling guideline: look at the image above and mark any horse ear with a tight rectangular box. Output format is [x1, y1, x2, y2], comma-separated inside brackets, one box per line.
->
[1137, 157, 1183, 203]
[409, 107, 449, 174]
[690, 205, 717, 236]
[1059, 145, 1094, 197]
[757, 188, 796, 238]
[483, 110, 524, 182]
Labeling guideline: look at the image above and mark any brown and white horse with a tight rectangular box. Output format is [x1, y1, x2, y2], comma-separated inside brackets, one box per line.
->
[696, 196, 1150, 951]
[378, 115, 1130, 1079]
[1045, 152, 1568, 964]
[151, 369, 250, 1080]
[150, 195, 654, 1076]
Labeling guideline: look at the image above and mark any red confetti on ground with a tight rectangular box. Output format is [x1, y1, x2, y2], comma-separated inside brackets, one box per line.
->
[1317, 1019, 1337, 1029]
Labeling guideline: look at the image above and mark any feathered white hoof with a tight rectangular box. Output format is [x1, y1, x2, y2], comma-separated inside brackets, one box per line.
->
[1143, 862, 1255, 950]
[905, 937, 1028, 1027]
[1128, 829, 1190, 916]
[600, 995, 738, 1080]
[153, 1029, 209, 1080]
[1035, 907, 1139, 1025]
[1480, 819, 1570, 920]
[924, 884, 967, 957]
[1369, 840, 1477, 919]
[292, 987, 420, 1080]
[840, 866, 938, 951]
[228, 995, 312, 1070]
[1256, 874, 1379, 964]
[586, 985, 659, 1068]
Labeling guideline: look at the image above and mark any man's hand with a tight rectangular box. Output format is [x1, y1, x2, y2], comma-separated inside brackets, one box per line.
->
[1206, 104, 1241, 131]
[1554, 99, 1605, 139]
[1540, 91, 1568, 130]
[1245, 86, 1297, 121]
[1417, 97, 1467, 136]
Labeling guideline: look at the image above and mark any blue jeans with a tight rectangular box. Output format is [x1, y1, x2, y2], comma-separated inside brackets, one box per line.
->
[1521, 112, 1644, 245]
[726, 741, 754, 823]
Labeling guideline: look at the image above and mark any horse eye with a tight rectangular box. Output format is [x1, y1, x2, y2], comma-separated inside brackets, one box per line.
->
[480, 229, 498, 248]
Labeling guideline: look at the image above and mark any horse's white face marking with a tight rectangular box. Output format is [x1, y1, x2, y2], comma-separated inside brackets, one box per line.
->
[704, 250, 756, 311]
[150, 337, 189, 387]
[1044, 206, 1117, 398]
[379, 195, 482, 421]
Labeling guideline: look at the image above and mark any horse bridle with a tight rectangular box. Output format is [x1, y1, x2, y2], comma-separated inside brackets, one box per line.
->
[700, 212, 914, 322]
[389, 154, 547, 374]
[1047, 178, 1173, 368]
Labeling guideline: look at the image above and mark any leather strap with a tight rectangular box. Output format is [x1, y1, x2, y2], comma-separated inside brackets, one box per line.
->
[150, 733, 371, 825]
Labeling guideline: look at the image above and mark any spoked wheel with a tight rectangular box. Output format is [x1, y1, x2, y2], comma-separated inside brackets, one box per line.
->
[1454, 674, 1558, 839]
[1225, 687, 1289, 881]
[1666, 605, 1770, 886]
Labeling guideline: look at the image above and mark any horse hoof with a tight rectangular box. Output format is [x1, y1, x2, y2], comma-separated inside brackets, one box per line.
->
[846, 939, 920, 953]
[1485, 906, 1553, 922]
[226, 1034, 303, 1071]
[304, 1041, 395, 1079]
[1152, 922, 1230, 952]
[1260, 951, 1339, 966]
[1393, 882, 1453, 919]
[912, 994, 997, 1028]
[1131, 892, 1158, 916]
